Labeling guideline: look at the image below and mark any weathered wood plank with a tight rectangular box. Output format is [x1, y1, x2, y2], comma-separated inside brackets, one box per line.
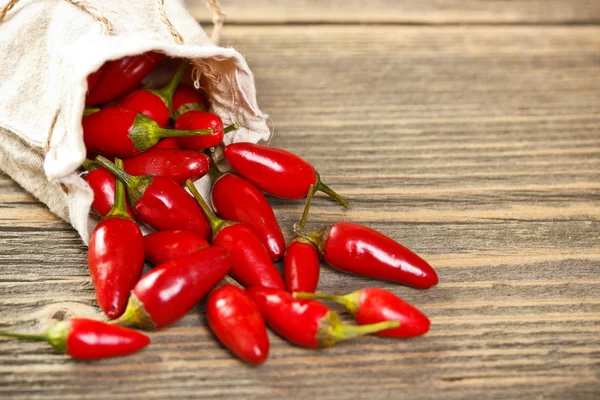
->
[1, 25, 600, 399]
[189, 0, 600, 24]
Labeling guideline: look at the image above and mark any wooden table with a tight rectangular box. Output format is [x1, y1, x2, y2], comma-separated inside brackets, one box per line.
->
[2, 1, 599, 399]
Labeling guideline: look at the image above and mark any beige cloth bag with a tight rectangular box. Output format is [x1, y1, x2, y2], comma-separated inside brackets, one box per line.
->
[0, 0, 270, 242]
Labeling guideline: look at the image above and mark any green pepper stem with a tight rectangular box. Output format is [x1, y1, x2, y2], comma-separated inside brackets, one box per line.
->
[314, 175, 349, 208]
[294, 291, 360, 314]
[298, 184, 315, 229]
[149, 125, 213, 140]
[223, 122, 239, 134]
[331, 320, 400, 344]
[292, 225, 322, 249]
[105, 158, 131, 219]
[83, 108, 101, 117]
[95, 156, 134, 187]
[0, 331, 48, 341]
[185, 179, 225, 234]
[82, 159, 98, 172]
[151, 61, 189, 110]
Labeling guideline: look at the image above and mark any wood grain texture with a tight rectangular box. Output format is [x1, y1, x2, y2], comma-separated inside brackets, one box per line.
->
[1, 25, 600, 399]
[189, 0, 600, 24]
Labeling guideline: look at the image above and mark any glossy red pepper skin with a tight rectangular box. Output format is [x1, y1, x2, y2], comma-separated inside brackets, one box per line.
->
[317, 222, 438, 289]
[120, 90, 171, 128]
[143, 230, 209, 265]
[213, 224, 285, 290]
[119, 61, 187, 128]
[186, 181, 285, 290]
[211, 173, 285, 261]
[247, 286, 327, 348]
[95, 156, 211, 240]
[115, 247, 231, 329]
[86, 52, 164, 106]
[123, 149, 210, 185]
[172, 84, 209, 118]
[66, 319, 150, 359]
[0, 319, 150, 360]
[83, 107, 212, 158]
[175, 111, 224, 150]
[88, 158, 144, 319]
[88, 216, 145, 319]
[224, 143, 316, 199]
[206, 285, 269, 365]
[152, 138, 180, 150]
[82, 163, 135, 220]
[135, 177, 210, 238]
[354, 289, 430, 338]
[284, 239, 320, 293]
[247, 287, 397, 348]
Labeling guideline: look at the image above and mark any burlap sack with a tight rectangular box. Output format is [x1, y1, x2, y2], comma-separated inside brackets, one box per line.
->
[0, 0, 270, 242]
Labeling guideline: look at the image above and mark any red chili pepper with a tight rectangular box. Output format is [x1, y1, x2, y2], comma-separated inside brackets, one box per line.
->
[86, 69, 103, 94]
[284, 237, 320, 293]
[88, 159, 145, 319]
[95, 156, 211, 239]
[206, 284, 269, 365]
[0, 318, 149, 360]
[186, 180, 285, 290]
[172, 84, 209, 118]
[210, 165, 285, 261]
[175, 112, 238, 151]
[119, 62, 187, 128]
[247, 286, 399, 348]
[143, 230, 209, 265]
[123, 149, 210, 185]
[82, 159, 136, 220]
[86, 51, 165, 106]
[112, 246, 231, 329]
[294, 288, 430, 338]
[297, 222, 438, 289]
[83, 107, 213, 158]
[152, 138, 180, 150]
[223, 143, 348, 219]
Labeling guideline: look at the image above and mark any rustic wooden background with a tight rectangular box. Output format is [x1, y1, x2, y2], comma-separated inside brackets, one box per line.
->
[1, 1, 599, 399]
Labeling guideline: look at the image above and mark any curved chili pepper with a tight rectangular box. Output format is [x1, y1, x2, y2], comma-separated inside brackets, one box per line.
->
[88, 159, 145, 319]
[95, 156, 211, 239]
[0, 318, 149, 360]
[175, 112, 238, 151]
[206, 284, 269, 365]
[284, 237, 320, 293]
[172, 84, 209, 118]
[152, 138, 180, 150]
[83, 107, 213, 158]
[247, 286, 399, 348]
[82, 160, 136, 220]
[119, 62, 187, 128]
[294, 288, 430, 338]
[112, 246, 231, 330]
[223, 143, 348, 219]
[297, 222, 438, 289]
[86, 51, 165, 106]
[186, 180, 285, 290]
[210, 165, 285, 261]
[143, 230, 209, 265]
[123, 149, 210, 185]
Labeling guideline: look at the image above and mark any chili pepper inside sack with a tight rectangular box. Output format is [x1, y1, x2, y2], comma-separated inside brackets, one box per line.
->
[0, 0, 270, 242]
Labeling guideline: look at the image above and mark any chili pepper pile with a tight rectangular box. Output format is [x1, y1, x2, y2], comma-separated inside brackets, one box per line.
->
[0, 56, 438, 363]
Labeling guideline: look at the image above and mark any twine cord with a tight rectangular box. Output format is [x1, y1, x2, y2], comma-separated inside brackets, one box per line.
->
[156, 0, 183, 44]
[0, 0, 113, 34]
